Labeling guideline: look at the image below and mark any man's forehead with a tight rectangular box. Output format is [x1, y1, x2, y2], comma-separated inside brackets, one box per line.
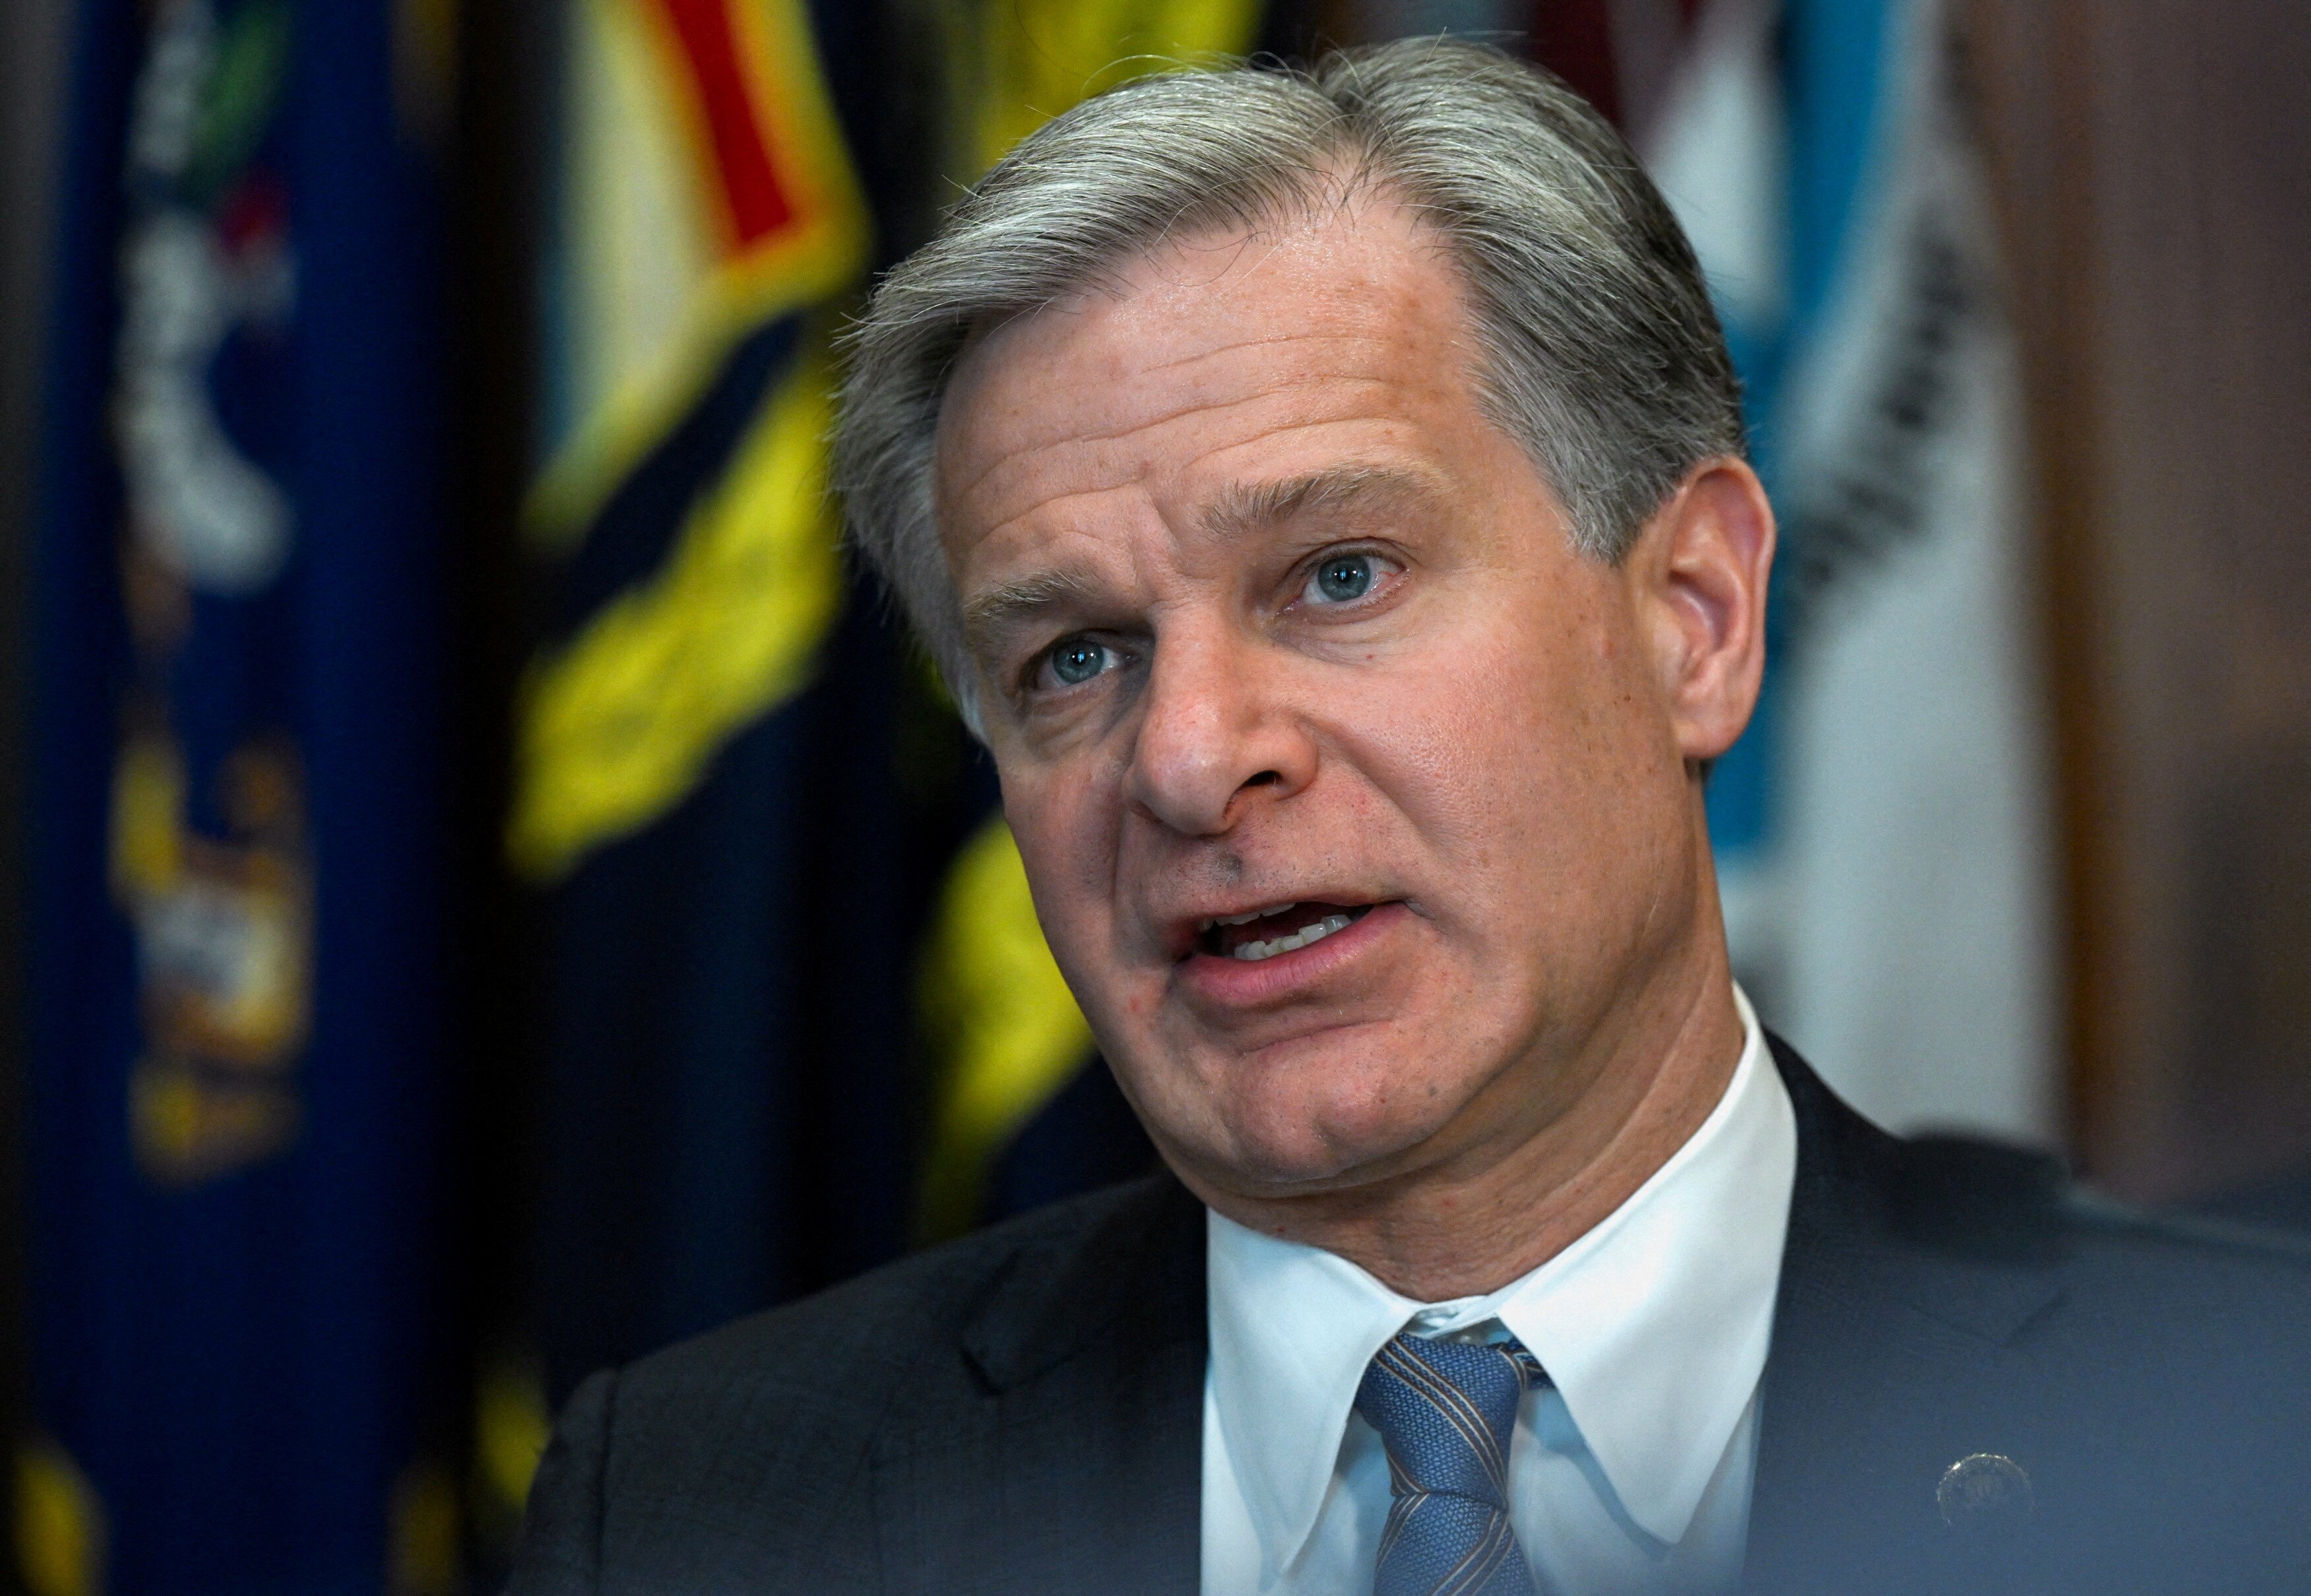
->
[933, 199, 1474, 541]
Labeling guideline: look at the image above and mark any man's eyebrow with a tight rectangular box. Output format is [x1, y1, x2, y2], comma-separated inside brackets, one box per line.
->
[957, 464, 1449, 661]
[961, 568, 1104, 661]
[1197, 463, 1449, 540]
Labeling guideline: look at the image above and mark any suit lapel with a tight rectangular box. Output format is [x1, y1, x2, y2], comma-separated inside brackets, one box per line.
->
[868, 1047, 2073, 1595]
[1745, 1040, 2064, 1595]
[873, 1176, 1207, 1596]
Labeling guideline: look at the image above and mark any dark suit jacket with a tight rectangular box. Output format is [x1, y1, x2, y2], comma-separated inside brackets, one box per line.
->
[509, 1040, 2311, 1594]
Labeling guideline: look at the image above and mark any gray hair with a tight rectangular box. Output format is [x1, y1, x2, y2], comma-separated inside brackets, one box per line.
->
[834, 37, 1744, 732]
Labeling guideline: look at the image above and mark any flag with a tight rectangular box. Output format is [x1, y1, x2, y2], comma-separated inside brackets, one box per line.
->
[1638, 0, 2058, 1141]
[23, 0, 458, 1589]
[511, 0, 893, 1424]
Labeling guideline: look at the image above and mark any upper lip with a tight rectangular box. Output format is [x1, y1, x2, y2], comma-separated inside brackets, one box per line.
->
[1156, 893, 1385, 959]
[1195, 901, 1303, 932]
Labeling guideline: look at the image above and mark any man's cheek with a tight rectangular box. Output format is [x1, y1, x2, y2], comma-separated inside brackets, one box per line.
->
[1014, 784, 1111, 900]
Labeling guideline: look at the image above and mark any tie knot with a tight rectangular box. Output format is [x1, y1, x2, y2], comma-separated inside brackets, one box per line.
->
[1354, 1331, 1543, 1510]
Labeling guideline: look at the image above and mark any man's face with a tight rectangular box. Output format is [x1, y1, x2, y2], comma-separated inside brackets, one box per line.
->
[935, 201, 1722, 1204]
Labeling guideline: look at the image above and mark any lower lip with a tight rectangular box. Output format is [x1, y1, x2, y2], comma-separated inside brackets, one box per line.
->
[1175, 902, 1409, 1007]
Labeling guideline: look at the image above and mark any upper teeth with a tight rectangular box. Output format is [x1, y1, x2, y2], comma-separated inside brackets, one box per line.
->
[1231, 912, 1354, 962]
[1199, 903, 1297, 932]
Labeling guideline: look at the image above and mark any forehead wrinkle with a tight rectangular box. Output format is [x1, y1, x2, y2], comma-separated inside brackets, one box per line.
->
[1197, 461, 1451, 541]
[949, 369, 1422, 520]
[945, 361, 1403, 509]
[1135, 326, 1387, 378]
[957, 411, 1440, 584]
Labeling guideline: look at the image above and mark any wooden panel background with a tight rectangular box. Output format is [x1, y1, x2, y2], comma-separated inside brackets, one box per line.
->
[1966, 0, 2311, 1200]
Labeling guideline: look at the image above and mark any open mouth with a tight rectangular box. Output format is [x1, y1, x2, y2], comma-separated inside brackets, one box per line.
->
[1194, 901, 1376, 963]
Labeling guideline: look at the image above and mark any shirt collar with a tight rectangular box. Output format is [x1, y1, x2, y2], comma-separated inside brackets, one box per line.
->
[1205, 984, 1796, 1581]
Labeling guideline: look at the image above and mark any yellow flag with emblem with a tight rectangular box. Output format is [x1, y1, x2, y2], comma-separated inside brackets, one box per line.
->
[507, 0, 868, 881]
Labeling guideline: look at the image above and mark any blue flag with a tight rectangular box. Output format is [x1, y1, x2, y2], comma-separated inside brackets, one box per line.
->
[1639, 0, 2056, 1138]
[26, 1, 455, 1589]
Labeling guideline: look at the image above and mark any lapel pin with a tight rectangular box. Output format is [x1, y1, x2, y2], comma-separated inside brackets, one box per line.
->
[1938, 1452, 2035, 1530]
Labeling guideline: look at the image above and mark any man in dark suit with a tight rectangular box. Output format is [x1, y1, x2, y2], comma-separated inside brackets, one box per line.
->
[511, 40, 2311, 1595]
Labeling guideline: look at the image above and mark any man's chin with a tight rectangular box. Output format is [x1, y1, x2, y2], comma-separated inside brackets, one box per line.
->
[1178, 1095, 1463, 1199]
[1121, 1024, 1484, 1194]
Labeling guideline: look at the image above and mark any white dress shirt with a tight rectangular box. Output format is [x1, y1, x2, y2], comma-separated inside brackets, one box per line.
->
[1201, 985, 1796, 1596]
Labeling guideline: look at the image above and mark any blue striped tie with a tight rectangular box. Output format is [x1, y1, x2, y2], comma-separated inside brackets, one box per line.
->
[1354, 1331, 1548, 1596]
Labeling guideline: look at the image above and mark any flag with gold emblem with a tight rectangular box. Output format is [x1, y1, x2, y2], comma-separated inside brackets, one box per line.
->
[510, 0, 904, 1435]
[25, 0, 458, 1589]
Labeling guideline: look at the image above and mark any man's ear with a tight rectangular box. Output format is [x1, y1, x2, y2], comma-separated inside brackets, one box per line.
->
[1631, 457, 1775, 765]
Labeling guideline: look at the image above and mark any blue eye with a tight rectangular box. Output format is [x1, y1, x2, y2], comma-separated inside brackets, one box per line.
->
[1048, 638, 1108, 686]
[1314, 554, 1374, 604]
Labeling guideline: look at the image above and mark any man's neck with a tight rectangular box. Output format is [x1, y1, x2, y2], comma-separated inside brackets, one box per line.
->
[1187, 942, 1747, 1303]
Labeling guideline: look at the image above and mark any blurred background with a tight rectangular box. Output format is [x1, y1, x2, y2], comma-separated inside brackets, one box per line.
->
[0, 0, 2306, 1590]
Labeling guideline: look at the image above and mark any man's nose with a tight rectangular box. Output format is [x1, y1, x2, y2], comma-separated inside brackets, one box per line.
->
[1122, 627, 1315, 837]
